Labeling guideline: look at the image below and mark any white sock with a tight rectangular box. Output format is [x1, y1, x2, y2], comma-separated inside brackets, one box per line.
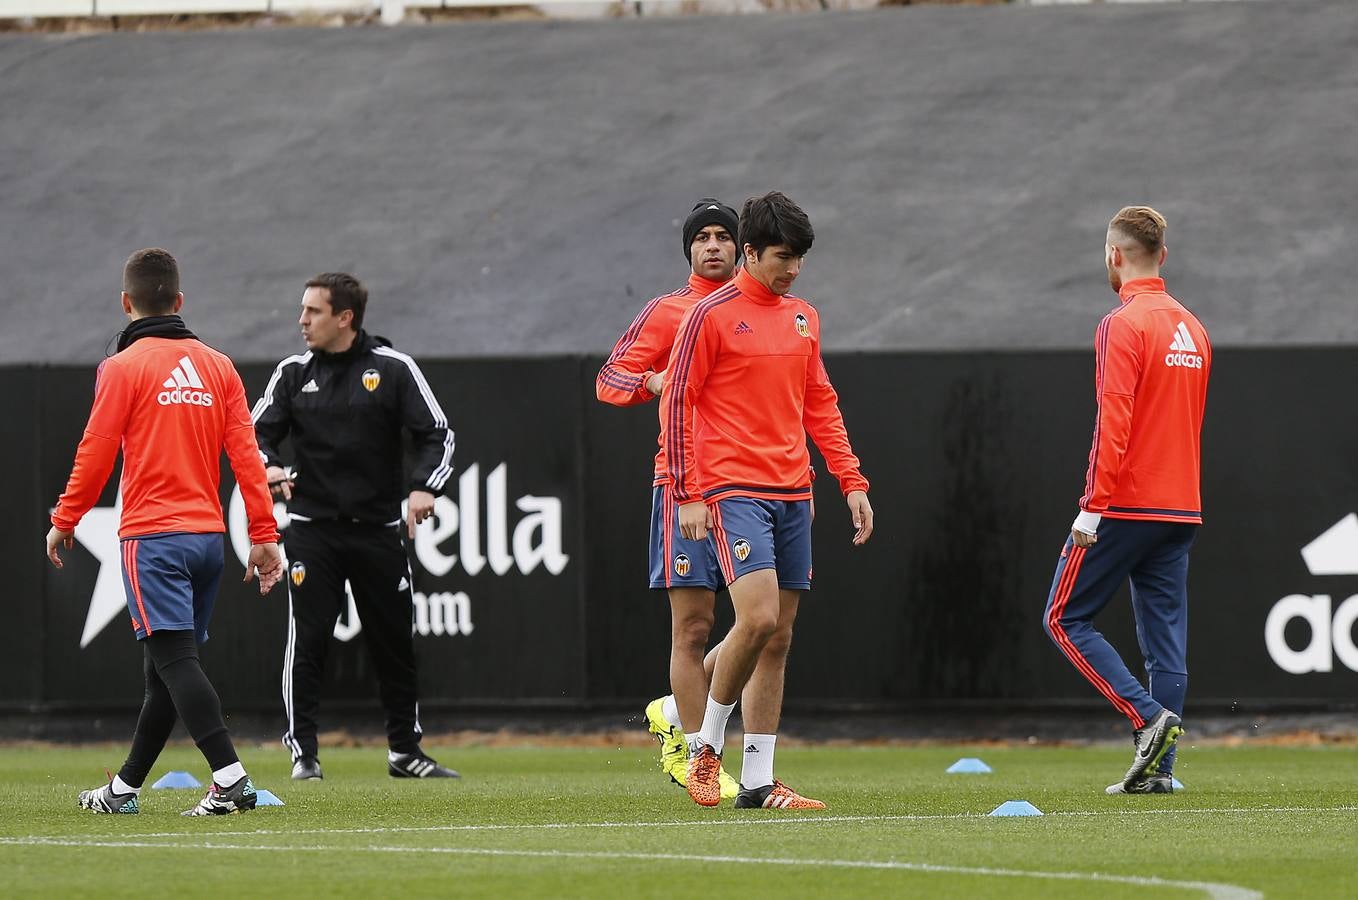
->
[740, 733, 777, 790]
[212, 762, 247, 788]
[111, 775, 140, 796]
[697, 695, 737, 755]
[660, 694, 681, 728]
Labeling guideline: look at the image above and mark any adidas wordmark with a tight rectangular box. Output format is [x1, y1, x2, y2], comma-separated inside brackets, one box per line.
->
[1164, 321, 1204, 369]
[157, 356, 215, 407]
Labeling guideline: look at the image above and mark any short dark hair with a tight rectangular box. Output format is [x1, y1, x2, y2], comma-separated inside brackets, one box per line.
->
[122, 248, 180, 315]
[738, 191, 815, 259]
[306, 272, 368, 331]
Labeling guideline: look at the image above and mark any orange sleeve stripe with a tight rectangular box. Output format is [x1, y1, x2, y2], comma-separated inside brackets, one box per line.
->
[124, 539, 152, 637]
[710, 501, 736, 585]
[661, 490, 675, 588]
[1046, 545, 1144, 726]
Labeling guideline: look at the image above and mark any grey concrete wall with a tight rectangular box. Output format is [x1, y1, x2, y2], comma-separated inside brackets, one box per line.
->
[1, 0, 1354, 363]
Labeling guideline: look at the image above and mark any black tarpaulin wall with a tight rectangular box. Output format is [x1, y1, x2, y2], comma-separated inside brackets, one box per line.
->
[6, 348, 1357, 716]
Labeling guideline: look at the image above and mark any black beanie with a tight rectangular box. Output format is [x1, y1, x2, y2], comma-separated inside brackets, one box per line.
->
[682, 198, 739, 263]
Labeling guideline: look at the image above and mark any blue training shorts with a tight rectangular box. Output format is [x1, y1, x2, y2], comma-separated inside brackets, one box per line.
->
[120, 532, 225, 643]
[709, 497, 812, 591]
[649, 486, 722, 590]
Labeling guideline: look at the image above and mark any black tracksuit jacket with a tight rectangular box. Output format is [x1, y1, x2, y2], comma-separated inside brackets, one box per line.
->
[251, 331, 454, 523]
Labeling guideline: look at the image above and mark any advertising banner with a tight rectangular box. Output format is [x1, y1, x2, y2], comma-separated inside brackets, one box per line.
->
[9, 348, 1355, 714]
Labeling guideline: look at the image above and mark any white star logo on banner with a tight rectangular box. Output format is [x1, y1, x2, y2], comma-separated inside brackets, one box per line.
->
[61, 498, 126, 648]
[1301, 513, 1358, 576]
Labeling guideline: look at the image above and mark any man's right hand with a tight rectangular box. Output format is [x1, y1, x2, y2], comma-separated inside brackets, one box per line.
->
[245, 542, 284, 595]
[679, 501, 712, 541]
[266, 465, 293, 501]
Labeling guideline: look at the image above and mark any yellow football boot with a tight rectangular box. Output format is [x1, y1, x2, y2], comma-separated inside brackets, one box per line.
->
[644, 697, 688, 785]
[718, 767, 739, 800]
[645, 697, 739, 800]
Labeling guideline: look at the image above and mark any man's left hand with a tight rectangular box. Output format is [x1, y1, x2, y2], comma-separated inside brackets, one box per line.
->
[645, 370, 665, 396]
[1071, 529, 1097, 549]
[407, 490, 436, 538]
[846, 491, 874, 545]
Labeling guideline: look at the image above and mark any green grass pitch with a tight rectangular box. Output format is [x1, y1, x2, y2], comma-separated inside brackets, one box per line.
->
[1, 741, 1354, 898]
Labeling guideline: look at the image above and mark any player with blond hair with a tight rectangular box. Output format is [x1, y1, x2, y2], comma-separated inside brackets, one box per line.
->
[1043, 206, 1211, 794]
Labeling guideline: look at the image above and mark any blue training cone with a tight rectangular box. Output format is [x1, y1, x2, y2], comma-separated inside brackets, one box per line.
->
[151, 771, 202, 789]
[254, 788, 285, 807]
[946, 757, 992, 774]
[1172, 777, 1185, 790]
[989, 800, 1043, 817]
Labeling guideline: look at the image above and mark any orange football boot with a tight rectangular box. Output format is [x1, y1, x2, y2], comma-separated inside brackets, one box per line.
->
[734, 779, 826, 810]
[686, 744, 723, 807]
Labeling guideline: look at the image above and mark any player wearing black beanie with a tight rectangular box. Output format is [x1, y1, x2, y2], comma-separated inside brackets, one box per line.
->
[682, 199, 739, 263]
[596, 198, 742, 804]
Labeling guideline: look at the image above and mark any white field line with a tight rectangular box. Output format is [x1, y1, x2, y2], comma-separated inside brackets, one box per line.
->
[0, 836, 1262, 900]
[95, 803, 1358, 841]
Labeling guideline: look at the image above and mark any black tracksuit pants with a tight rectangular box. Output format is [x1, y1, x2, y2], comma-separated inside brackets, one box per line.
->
[281, 520, 422, 760]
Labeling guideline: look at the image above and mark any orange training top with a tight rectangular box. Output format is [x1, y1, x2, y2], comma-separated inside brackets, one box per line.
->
[52, 336, 280, 544]
[1080, 277, 1211, 523]
[663, 267, 869, 504]
[595, 272, 727, 485]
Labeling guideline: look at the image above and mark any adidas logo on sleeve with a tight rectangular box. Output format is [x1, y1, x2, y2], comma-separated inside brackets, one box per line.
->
[157, 355, 215, 407]
[1164, 321, 1204, 369]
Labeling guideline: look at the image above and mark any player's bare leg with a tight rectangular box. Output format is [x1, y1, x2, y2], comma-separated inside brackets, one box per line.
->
[709, 570, 779, 705]
[734, 590, 823, 810]
[739, 590, 799, 735]
[669, 588, 716, 733]
[652, 590, 738, 798]
[646, 588, 712, 787]
[687, 569, 779, 806]
[703, 639, 722, 687]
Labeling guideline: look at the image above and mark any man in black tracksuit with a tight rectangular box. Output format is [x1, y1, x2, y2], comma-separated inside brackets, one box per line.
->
[252, 272, 458, 781]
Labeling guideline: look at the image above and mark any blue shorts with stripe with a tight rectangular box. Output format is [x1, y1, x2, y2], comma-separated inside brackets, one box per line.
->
[709, 497, 812, 590]
[120, 532, 225, 644]
[649, 486, 722, 590]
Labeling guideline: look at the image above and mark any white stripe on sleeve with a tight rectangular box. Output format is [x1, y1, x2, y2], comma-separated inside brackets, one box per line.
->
[373, 346, 455, 491]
